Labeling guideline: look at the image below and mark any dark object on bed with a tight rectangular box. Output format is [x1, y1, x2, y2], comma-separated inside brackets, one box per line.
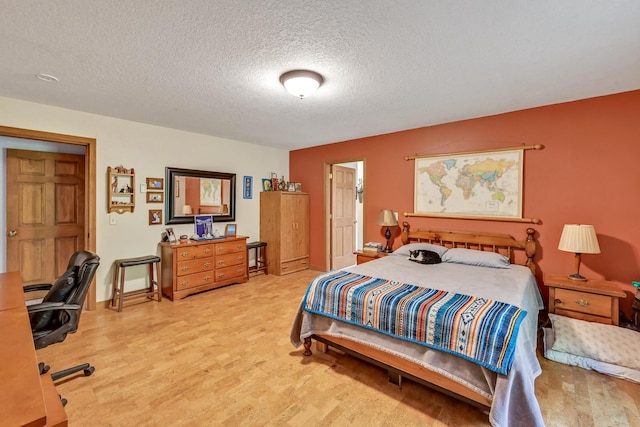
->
[408, 249, 442, 264]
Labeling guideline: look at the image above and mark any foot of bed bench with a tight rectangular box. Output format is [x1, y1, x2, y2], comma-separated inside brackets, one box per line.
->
[303, 337, 312, 356]
[388, 370, 403, 388]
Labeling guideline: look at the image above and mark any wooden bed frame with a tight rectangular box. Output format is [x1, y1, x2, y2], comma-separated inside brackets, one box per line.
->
[303, 222, 538, 410]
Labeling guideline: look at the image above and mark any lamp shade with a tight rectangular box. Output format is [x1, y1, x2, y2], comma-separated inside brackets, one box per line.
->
[377, 209, 398, 227]
[280, 70, 323, 98]
[557, 224, 600, 254]
[182, 205, 193, 215]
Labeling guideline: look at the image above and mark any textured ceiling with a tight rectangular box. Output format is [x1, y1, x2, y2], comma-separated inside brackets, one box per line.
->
[1, 1, 639, 150]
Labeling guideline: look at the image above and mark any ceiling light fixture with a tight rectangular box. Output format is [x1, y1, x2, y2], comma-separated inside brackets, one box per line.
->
[279, 70, 323, 99]
[36, 73, 59, 83]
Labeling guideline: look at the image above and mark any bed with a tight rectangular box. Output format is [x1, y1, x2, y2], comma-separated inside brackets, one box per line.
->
[290, 223, 545, 427]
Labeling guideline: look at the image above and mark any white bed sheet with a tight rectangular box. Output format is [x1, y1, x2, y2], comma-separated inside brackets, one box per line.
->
[291, 254, 546, 427]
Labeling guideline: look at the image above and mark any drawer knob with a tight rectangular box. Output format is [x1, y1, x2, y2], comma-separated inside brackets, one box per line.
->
[203, 276, 211, 281]
[180, 280, 189, 286]
[181, 266, 189, 271]
[180, 252, 190, 257]
[218, 260, 225, 265]
[204, 262, 211, 267]
[554, 298, 562, 305]
[575, 299, 590, 307]
[204, 248, 212, 253]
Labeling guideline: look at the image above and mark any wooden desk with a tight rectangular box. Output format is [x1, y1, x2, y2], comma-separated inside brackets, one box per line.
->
[0, 271, 68, 426]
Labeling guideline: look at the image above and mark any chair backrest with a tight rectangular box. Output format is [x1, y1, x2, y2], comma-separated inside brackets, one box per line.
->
[30, 250, 100, 334]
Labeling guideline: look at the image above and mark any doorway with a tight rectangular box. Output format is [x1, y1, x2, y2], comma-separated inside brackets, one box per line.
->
[325, 160, 364, 270]
[0, 126, 97, 309]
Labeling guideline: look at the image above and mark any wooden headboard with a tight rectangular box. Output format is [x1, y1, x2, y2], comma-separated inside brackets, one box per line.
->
[400, 222, 537, 274]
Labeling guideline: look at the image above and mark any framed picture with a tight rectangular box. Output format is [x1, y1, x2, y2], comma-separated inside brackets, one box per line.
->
[294, 182, 302, 192]
[262, 178, 272, 192]
[148, 209, 162, 225]
[194, 214, 214, 238]
[146, 192, 163, 203]
[225, 223, 237, 237]
[287, 182, 296, 192]
[271, 177, 279, 191]
[165, 227, 177, 243]
[271, 172, 278, 179]
[146, 177, 164, 191]
[243, 176, 252, 199]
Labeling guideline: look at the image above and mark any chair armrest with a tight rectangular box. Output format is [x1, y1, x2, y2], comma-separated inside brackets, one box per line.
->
[27, 302, 81, 314]
[23, 283, 53, 294]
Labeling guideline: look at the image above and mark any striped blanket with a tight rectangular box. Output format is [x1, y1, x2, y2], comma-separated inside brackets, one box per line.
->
[303, 270, 527, 375]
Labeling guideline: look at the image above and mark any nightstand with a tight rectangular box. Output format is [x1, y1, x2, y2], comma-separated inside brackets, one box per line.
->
[544, 273, 626, 325]
[354, 251, 387, 265]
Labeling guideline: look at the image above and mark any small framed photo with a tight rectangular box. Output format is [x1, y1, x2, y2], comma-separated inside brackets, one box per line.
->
[146, 178, 164, 190]
[287, 182, 296, 192]
[295, 182, 302, 192]
[271, 172, 278, 179]
[262, 178, 272, 192]
[165, 227, 177, 243]
[149, 209, 162, 225]
[146, 192, 163, 203]
[271, 177, 279, 191]
[194, 214, 214, 238]
[243, 176, 252, 199]
[225, 223, 237, 237]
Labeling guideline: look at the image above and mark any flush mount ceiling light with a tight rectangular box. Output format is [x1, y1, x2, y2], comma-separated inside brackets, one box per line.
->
[279, 70, 323, 99]
[36, 73, 59, 83]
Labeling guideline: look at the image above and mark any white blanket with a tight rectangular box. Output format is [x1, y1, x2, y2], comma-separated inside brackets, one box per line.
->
[291, 254, 546, 427]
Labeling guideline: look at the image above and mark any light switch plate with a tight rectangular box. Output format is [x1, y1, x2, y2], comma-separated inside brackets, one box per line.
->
[140, 183, 147, 193]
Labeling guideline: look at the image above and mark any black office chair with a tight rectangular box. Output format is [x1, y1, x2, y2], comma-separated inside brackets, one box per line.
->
[24, 250, 100, 382]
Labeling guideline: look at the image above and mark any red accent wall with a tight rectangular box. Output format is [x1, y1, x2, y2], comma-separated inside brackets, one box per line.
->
[290, 90, 640, 317]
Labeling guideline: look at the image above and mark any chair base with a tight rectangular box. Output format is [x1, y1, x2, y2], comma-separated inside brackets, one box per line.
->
[51, 363, 95, 381]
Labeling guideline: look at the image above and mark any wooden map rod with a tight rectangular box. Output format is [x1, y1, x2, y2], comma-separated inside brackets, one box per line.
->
[404, 212, 541, 224]
[404, 144, 543, 161]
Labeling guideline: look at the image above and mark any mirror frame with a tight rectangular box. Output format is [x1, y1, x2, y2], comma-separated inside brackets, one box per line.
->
[165, 167, 236, 224]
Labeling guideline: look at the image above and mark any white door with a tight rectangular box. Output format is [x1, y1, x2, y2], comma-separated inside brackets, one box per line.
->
[331, 165, 356, 269]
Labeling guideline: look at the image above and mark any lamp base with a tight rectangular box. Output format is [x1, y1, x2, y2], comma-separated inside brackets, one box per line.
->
[568, 273, 587, 281]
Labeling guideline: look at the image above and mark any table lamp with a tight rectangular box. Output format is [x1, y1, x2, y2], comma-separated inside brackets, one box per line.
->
[557, 224, 600, 281]
[182, 205, 193, 215]
[377, 209, 398, 253]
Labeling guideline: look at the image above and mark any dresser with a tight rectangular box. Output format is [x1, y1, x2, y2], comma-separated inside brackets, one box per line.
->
[160, 236, 248, 300]
[260, 192, 309, 275]
[544, 273, 626, 325]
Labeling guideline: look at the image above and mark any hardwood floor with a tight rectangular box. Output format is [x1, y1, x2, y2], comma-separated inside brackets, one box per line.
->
[38, 270, 640, 426]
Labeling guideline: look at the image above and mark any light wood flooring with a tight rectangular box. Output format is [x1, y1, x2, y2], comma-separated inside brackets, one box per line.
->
[38, 270, 640, 426]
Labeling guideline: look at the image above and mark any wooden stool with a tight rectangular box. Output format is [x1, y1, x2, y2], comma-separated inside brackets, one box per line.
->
[247, 241, 268, 276]
[111, 255, 162, 312]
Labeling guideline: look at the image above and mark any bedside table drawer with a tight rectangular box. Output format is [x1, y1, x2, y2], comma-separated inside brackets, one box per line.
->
[554, 288, 612, 318]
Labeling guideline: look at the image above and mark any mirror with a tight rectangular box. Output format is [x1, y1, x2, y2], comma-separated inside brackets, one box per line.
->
[165, 167, 236, 224]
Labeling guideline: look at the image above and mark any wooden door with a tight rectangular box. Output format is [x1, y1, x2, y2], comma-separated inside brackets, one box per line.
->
[6, 149, 85, 285]
[331, 165, 356, 269]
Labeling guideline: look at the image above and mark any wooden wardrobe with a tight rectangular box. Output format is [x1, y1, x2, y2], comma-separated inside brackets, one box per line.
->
[260, 191, 309, 275]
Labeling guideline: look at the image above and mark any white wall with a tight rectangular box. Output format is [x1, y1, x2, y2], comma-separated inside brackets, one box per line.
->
[0, 96, 289, 303]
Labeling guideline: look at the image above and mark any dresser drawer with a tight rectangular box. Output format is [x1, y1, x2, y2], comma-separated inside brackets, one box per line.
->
[175, 244, 214, 260]
[215, 240, 246, 255]
[215, 252, 246, 268]
[554, 288, 612, 318]
[281, 257, 309, 275]
[176, 257, 214, 277]
[176, 270, 215, 290]
[215, 265, 246, 281]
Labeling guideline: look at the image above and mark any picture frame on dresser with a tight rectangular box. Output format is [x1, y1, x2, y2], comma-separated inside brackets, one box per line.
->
[225, 224, 237, 237]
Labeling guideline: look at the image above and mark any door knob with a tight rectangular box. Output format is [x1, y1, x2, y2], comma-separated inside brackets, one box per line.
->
[8, 230, 17, 237]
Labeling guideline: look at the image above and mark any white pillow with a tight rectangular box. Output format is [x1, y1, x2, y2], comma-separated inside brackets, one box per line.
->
[393, 242, 448, 257]
[549, 313, 640, 371]
[441, 248, 510, 268]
